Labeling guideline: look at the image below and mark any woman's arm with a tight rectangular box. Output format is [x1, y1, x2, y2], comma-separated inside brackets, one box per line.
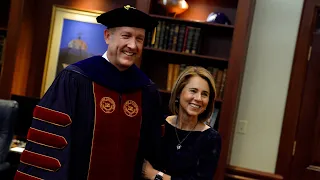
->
[142, 160, 171, 180]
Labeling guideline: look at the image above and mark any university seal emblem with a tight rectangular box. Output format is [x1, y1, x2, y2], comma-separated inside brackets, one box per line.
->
[100, 97, 115, 114]
[123, 100, 139, 117]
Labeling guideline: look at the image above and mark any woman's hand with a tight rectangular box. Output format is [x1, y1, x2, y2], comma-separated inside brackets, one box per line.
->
[142, 159, 158, 180]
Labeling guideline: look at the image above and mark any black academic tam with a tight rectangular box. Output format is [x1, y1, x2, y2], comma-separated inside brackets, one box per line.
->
[97, 5, 158, 31]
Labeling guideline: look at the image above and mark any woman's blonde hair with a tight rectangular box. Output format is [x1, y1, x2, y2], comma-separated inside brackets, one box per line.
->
[169, 66, 217, 123]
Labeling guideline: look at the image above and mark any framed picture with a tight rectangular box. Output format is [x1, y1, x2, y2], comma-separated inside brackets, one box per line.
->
[41, 5, 108, 96]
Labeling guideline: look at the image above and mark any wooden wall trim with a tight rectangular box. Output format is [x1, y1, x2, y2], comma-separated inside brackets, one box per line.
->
[0, 0, 10, 29]
[214, 0, 256, 179]
[0, 0, 25, 99]
[11, 0, 36, 96]
[225, 174, 256, 180]
[275, 0, 314, 179]
[135, 0, 150, 13]
[226, 165, 283, 180]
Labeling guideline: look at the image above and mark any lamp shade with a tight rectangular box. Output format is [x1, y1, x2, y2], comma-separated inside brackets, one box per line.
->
[158, 0, 189, 15]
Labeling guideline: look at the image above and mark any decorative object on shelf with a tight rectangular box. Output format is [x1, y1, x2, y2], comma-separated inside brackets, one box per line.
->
[158, 0, 189, 17]
[206, 12, 231, 25]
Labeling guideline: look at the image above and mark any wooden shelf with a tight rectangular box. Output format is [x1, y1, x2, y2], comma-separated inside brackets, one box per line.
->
[143, 47, 229, 62]
[159, 89, 223, 103]
[159, 89, 171, 94]
[150, 14, 234, 29]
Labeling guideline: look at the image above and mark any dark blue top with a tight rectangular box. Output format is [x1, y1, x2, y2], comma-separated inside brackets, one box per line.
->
[160, 121, 221, 180]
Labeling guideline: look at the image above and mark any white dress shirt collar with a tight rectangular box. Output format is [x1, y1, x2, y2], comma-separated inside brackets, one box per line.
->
[102, 51, 110, 62]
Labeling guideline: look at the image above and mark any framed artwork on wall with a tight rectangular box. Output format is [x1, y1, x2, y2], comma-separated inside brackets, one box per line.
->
[41, 5, 107, 96]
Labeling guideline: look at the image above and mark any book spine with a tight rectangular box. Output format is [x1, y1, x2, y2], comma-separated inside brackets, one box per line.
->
[153, 21, 162, 48]
[176, 25, 186, 52]
[159, 21, 166, 49]
[191, 28, 201, 54]
[163, 22, 170, 50]
[185, 27, 195, 53]
[171, 24, 180, 51]
[167, 63, 174, 91]
[167, 23, 175, 50]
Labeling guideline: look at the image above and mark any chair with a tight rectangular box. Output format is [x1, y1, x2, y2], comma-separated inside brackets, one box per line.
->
[0, 99, 18, 174]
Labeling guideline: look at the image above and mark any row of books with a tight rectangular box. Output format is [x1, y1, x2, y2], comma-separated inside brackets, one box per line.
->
[145, 21, 201, 54]
[166, 64, 227, 99]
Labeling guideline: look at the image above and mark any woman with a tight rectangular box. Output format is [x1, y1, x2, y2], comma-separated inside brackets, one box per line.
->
[143, 66, 221, 180]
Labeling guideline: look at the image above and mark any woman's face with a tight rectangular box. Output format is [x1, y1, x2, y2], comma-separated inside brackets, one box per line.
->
[179, 75, 210, 117]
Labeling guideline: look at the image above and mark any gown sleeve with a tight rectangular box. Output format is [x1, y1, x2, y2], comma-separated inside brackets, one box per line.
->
[146, 87, 164, 169]
[14, 69, 79, 180]
[171, 131, 222, 180]
[134, 83, 164, 179]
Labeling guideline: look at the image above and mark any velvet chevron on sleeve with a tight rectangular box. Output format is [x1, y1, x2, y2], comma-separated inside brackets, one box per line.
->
[15, 69, 94, 180]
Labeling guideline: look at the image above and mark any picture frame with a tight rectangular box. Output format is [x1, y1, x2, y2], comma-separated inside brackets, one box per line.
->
[41, 5, 108, 96]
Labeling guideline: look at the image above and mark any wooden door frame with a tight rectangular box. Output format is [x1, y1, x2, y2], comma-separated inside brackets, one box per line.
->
[0, 0, 25, 99]
[275, 0, 318, 179]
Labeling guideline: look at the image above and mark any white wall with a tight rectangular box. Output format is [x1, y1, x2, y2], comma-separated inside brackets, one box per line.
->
[230, 0, 304, 173]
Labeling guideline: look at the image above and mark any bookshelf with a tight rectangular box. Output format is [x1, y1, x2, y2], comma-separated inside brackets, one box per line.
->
[143, 47, 229, 62]
[137, 0, 256, 179]
[149, 14, 235, 29]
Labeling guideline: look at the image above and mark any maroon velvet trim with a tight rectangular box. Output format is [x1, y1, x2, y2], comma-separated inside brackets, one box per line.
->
[161, 124, 165, 137]
[20, 150, 61, 172]
[33, 105, 72, 127]
[87, 82, 142, 180]
[27, 128, 68, 149]
[14, 171, 43, 180]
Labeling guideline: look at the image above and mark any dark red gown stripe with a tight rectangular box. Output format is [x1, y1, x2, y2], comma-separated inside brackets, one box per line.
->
[14, 170, 43, 180]
[27, 128, 68, 149]
[33, 105, 72, 127]
[20, 150, 61, 172]
[87, 82, 142, 180]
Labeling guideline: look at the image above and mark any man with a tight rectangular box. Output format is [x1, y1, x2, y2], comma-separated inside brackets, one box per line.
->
[14, 5, 163, 180]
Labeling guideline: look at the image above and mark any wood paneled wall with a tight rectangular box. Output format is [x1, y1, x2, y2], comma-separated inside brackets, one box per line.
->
[0, 0, 25, 99]
[0, 0, 10, 29]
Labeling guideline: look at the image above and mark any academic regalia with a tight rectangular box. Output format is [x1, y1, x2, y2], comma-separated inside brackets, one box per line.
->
[14, 5, 161, 179]
[14, 56, 163, 180]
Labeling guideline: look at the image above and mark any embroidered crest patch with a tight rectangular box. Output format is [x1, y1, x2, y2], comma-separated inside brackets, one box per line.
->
[100, 97, 115, 114]
[123, 100, 139, 117]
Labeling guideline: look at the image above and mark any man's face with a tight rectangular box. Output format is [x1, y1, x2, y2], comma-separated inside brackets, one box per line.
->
[104, 26, 145, 71]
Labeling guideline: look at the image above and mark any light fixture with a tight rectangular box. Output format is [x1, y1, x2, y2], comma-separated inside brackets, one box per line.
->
[158, 0, 189, 16]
